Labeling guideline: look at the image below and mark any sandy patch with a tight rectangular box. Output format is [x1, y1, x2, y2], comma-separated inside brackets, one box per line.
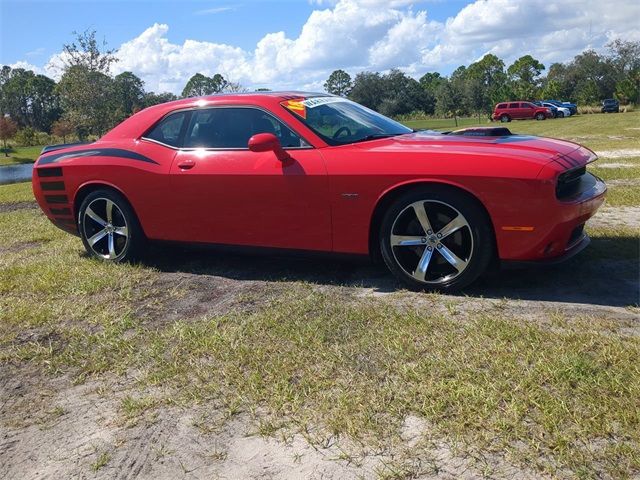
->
[595, 149, 640, 158]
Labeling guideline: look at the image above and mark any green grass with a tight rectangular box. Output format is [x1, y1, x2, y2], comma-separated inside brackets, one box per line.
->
[1, 182, 639, 478]
[1, 111, 640, 479]
[404, 111, 640, 152]
[0, 145, 43, 166]
[0, 182, 35, 203]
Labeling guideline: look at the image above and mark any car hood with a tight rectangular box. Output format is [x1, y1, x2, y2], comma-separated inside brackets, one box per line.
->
[348, 131, 592, 167]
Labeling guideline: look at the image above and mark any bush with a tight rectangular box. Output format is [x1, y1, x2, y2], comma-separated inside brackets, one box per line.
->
[13, 127, 37, 146]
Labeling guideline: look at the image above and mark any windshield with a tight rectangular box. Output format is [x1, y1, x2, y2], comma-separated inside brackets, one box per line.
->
[281, 97, 412, 146]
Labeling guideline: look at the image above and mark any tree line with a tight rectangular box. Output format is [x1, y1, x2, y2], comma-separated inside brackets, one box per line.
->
[0, 30, 247, 148]
[1, 30, 638, 150]
[325, 40, 639, 121]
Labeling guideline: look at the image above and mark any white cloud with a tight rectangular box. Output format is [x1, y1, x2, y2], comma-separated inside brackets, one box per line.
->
[10, 0, 640, 94]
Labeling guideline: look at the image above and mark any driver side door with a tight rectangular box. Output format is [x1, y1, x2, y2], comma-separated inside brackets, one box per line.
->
[162, 106, 331, 252]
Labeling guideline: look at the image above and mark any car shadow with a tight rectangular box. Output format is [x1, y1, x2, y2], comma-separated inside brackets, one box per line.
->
[143, 235, 639, 308]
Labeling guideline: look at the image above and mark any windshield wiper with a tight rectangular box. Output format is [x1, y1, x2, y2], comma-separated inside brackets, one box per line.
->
[352, 133, 401, 143]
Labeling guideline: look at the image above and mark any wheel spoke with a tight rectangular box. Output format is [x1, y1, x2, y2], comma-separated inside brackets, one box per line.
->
[436, 215, 468, 240]
[114, 226, 128, 237]
[391, 234, 424, 247]
[105, 200, 114, 224]
[437, 244, 468, 272]
[86, 206, 107, 227]
[107, 233, 116, 258]
[413, 247, 433, 281]
[88, 229, 108, 246]
[411, 202, 433, 235]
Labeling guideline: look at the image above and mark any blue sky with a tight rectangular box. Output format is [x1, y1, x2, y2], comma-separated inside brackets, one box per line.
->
[1, 0, 638, 93]
[1, 1, 466, 63]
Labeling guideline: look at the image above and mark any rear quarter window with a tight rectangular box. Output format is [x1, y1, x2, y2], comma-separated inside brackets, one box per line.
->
[143, 111, 188, 147]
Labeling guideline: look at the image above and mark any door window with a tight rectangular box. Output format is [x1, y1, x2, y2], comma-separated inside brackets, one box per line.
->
[183, 107, 306, 149]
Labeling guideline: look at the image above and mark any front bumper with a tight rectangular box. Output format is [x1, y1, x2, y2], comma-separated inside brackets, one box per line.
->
[496, 173, 606, 262]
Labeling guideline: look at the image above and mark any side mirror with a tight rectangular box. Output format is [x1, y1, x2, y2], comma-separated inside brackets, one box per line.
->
[248, 133, 290, 162]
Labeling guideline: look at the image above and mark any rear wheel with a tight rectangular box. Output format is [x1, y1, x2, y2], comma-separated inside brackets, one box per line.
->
[500, 114, 510, 123]
[535, 112, 546, 121]
[78, 189, 144, 262]
[379, 187, 494, 292]
[557, 111, 564, 118]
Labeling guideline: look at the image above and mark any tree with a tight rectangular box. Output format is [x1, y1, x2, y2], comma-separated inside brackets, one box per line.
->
[607, 40, 640, 104]
[181, 73, 228, 97]
[56, 65, 114, 137]
[0, 116, 18, 156]
[142, 91, 178, 108]
[0, 67, 61, 131]
[61, 29, 118, 73]
[348, 72, 385, 110]
[465, 54, 508, 114]
[112, 72, 145, 122]
[435, 79, 463, 126]
[508, 55, 545, 99]
[378, 69, 432, 116]
[51, 119, 75, 143]
[324, 69, 353, 96]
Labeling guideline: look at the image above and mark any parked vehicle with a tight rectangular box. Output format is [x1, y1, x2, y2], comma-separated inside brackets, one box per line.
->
[32, 93, 606, 291]
[545, 100, 578, 115]
[535, 101, 571, 118]
[492, 101, 553, 122]
[601, 99, 620, 113]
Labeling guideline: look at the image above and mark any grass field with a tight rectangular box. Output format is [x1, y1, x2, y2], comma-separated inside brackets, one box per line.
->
[1, 112, 639, 479]
[0, 145, 44, 166]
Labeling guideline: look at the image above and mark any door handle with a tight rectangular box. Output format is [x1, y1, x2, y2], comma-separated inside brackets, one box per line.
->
[177, 160, 195, 170]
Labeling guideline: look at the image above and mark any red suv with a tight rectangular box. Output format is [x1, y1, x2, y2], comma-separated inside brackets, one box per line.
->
[492, 102, 552, 122]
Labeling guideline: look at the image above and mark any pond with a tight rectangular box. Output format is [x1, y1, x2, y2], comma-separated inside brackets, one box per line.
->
[0, 163, 34, 185]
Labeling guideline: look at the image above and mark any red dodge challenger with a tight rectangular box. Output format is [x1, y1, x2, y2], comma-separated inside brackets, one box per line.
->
[32, 93, 606, 291]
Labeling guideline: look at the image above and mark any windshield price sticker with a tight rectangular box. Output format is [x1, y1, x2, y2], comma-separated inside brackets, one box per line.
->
[282, 96, 347, 119]
[301, 97, 345, 108]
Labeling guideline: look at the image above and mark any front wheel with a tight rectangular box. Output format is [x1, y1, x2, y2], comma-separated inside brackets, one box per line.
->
[78, 189, 145, 262]
[500, 114, 510, 123]
[379, 187, 494, 292]
[535, 113, 546, 121]
[557, 111, 564, 118]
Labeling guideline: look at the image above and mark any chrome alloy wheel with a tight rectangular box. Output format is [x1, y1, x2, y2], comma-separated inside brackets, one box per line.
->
[390, 200, 473, 284]
[81, 197, 129, 260]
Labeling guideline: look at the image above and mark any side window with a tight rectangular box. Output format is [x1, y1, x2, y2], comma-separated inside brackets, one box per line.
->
[508, 103, 519, 108]
[183, 107, 306, 149]
[524, 103, 534, 109]
[497, 103, 507, 109]
[144, 112, 187, 147]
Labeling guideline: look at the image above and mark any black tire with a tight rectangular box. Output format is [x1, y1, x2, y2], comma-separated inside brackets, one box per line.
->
[535, 113, 546, 121]
[379, 186, 494, 292]
[500, 114, 510, 123]
[557, 111, 564, 118]
[78, 189, 145, 262]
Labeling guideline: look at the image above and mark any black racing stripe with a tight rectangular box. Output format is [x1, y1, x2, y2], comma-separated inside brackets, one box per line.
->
[50, 207, 72, 216]
[37, 167, 63, 177]
[45, 194, 68, 204]
[41, 181, 65, 191]
[39, 148, 159, 166]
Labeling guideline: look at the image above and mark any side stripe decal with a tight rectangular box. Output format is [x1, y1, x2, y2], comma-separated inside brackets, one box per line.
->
[39, 148, 159, 166]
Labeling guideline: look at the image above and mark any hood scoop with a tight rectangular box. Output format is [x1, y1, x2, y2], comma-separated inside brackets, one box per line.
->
[448, 127, 513, 137]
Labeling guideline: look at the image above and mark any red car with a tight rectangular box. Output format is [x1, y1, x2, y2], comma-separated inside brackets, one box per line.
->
[492, 101, 553, 122]
[32, 93, 606, 291]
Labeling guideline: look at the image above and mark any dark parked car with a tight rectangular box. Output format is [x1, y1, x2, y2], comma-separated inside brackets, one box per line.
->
[545, 100, 578, 115]
[601, 99, 620, 113]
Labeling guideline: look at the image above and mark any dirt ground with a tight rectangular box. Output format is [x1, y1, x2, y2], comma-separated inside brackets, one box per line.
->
[1, 201, 639, 479]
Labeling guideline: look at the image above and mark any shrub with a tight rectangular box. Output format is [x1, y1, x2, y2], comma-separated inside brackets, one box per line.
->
[14, 127, 37, 146]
